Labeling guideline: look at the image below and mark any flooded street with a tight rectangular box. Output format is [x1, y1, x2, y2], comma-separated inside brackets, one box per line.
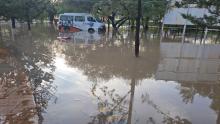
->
[0, 24, 220, 124]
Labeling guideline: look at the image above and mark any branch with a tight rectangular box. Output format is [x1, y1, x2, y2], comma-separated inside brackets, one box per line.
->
[116, 17, 128, 29]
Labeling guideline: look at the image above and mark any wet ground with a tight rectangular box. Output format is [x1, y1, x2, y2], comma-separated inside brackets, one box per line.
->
[0, 24, 220, 124]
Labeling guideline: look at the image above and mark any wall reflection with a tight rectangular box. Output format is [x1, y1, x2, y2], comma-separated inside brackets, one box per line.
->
[1, 24, 220, 124]
[156, 42, 220, 124]
[156, 43, 220, 82]
[55, 31, 220, 124]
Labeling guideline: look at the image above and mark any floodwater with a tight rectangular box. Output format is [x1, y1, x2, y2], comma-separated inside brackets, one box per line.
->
[0, 24, 220, 124]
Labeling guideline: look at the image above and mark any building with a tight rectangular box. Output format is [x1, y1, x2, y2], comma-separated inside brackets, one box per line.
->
[163, 7, 209, 26]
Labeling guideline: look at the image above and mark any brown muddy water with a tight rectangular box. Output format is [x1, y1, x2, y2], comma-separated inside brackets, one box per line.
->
[0, 24, 220, 124]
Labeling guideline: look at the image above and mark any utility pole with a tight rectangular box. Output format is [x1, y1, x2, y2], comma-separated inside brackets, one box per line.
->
[135, 0, 141, 57]
[127, 79, 136, 124]
[181, 2, 190, 43]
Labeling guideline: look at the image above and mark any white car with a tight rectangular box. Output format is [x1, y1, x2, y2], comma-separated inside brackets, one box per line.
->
[58, 13, 106, 33]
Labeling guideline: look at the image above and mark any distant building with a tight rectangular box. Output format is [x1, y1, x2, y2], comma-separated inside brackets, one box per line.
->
[163, 7, 209, 26]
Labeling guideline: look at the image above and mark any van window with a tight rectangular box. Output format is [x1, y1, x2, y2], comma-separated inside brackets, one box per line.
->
[67, 16, 73, 21]
[75, 16, 85, 22]
[87, 16, 96, 22]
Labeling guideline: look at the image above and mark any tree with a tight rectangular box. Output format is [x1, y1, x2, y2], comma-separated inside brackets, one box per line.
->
[0, 0, 22, 28]
[142, 0, 168, 31]
[135, 0, 141, 57]
[0, 0, 55, 30]
[93, 0, 168, 32]
[46, 2, 57, 24]
[175, 0, 220, 42]
[18, 0, 52, 30]
[93, 0, 129, 32]
[57, 0, 100, 13]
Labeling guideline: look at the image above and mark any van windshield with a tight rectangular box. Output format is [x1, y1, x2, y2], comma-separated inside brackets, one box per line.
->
[87, 16, 96, 22]
[96, 17, 102, 23]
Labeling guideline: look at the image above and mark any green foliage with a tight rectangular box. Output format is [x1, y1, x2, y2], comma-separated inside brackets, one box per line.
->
[0, 0, 168, 30]
[92, 0, 123, 17]
[0, 0, 21, 20]
[142, 0, 168, 22]
[0, 0, 57, 22]
[93, 0, 168, 27]
[56, 0, 100, 14]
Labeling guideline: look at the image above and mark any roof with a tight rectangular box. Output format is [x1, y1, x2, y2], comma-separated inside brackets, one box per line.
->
[62, 13, 92, 16]
[163, 8, 209, 25]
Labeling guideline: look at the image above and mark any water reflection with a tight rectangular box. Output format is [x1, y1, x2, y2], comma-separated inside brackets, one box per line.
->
[58, 31, 104, 44]
[0, 48, 37, 124]
[0, 24, 57, 124]
[56, 32, 160, 82]
[53, 30, 220, 124]
[156, 43, 220, 82]
[0, 25, 220, 124]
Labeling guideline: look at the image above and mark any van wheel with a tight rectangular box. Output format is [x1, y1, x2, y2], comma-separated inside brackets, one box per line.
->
[88, 28, 95, 33]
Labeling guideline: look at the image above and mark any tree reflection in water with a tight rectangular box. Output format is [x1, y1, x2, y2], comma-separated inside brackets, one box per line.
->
[156, 42, 220, 124]
[19, 25, 57, 124]
[1, 24, 220, 124]
[0, 62, 37, 124]
[58, 31, 195, 124]
[57, 31, 160, 124]
[59, 30, 220, 124]
[0, 24, 57, 124]
[179, 83, 220, 124]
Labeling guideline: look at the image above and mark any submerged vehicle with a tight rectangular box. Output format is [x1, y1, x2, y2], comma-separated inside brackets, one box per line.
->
[58, 13, 106, 33]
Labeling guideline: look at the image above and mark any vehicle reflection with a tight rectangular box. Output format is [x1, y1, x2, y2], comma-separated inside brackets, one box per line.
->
[58, 31, 104, 44]
[1, 24, 220, 124]
[55, 31, 220, 124]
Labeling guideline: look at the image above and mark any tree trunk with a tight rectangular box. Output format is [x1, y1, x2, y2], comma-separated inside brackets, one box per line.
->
[40, 19, 44, 24]
[11, 17, 16, 29]
[111, 21, 117, 31]
[158, 21, 162, 35]
[0, 24, 2, 41]
[135, 0, 141, 57]
[215, 30, 220, 44]
[194, 28, 198, 43]
[217, 110, 220, 124]
[131, 19, 135, 30]
[107, 19, 110, 32]
[26, 9, 31, 30]
[144, 18, 149, 32]
[141, 17, 144, 29]
[129, 19, 131, 27]
[108, 12, 117, 31]
[49, 15, 54, 24]
[109, 15, 128, 32]
[27, 19, 31, 30]
[200, 28, 205, 43]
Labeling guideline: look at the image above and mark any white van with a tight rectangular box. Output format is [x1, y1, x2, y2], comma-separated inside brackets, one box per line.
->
[58, 13, 106, 33]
